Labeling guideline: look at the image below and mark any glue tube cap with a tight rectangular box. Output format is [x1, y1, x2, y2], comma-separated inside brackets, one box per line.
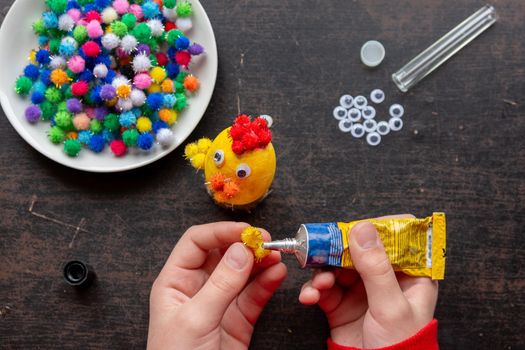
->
[63, 260, 95, 288]
[360, 40, 385, 67]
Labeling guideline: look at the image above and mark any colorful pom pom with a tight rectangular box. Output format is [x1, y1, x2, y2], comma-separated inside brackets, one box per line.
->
[64, 138, 81, 157]
[25, 105, 42, 123]
[71, 80, 89, 96]
[136, 116, 152, 133]
[137, 132, 154, 150]
[87, 20, 104, 39]
[15, 76, 33, 95]
[110, 139, 127, 156]
[66, 98, 83, 113]
[122, 128, 139, 146]
[156, 128, 174, 147]
[183, 75, 199, 92]
[88, 134, 105, 152]
[82, 41, 101, 57]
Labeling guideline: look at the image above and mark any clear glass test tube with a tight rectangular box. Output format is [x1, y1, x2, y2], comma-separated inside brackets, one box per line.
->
[392, 5, 498, 92]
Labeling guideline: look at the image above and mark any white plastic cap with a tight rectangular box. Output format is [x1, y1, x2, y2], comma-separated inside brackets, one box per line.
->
[360, 40, 385, 67]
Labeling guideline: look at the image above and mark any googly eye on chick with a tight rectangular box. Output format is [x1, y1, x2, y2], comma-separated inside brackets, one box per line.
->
[184, 115, 276, 210]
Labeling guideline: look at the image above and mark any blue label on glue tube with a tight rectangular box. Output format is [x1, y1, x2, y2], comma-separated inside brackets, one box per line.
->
[304, 223, 344, 267]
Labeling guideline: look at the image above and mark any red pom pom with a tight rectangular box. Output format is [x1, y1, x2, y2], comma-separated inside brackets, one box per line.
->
[235, 114, 250, 126]
[229, 124, 246, 141]
[71, 81, 89, 96]
[84, 10, 102, 23]
[232, 140, 245, 155]
[252, 117, 268, 130]
[241, 132, 259, 151]
[156, 52, 169, 66]
[110, 140, 127, 157]
[175, 51, 191, 67]
[165, 21, 177, 31]
[256, 129, 272, 147]
[82, 41, 101, 58]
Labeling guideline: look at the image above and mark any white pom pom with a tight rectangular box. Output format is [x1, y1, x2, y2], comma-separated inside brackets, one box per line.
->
[116, 98, 133, 111]
[49, 56, 67, 69]
[162, 7, 177, 21]
[112, 76, 130, 88]
[156, 128, 175, 147]
[102, 33, 120, 50]
[130, 89, 146, 107]
[147, 19, 165, 37]
[61, 36, 78, 49]
[101, 7, 118, 24]
[120, 34, 138, 54]
[132, 53, 152, 73]
[93, 63, 108, 78]
[176, 18, 193, 32]
[58, 14, 75, 32]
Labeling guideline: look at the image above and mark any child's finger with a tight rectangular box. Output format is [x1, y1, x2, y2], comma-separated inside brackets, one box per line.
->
[299, 280, 321, 305]
[312, 270, 336, 290]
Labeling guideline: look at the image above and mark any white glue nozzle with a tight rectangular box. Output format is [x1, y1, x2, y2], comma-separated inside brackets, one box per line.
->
[360, 40, 385, 67]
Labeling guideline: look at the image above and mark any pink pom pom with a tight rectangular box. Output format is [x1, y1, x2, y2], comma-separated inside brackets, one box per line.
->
[73, 113, 90, 130]
[71, 81, 90, 96]
[82, 41, 101, 57]
[84, 107, 95, 118]
[67, 9, 82, 23]
[110, 140, 127, 157]
[113, 0, 130, 15]
[133, 73, 152, 89]
[67, 56, 85, 74]
[129, 4, 143, 20]
[87, 20, 104, 39]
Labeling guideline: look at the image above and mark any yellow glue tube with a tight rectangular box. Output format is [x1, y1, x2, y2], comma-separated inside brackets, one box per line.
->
[256, 213, 446, 280]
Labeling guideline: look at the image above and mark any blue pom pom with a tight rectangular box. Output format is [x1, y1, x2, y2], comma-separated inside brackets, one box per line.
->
[153, 120, 169, 133]
[167, 47, 177, 61]
[175, 37, 190, 50]
[142, 1, 160, 19]
[42, 12, 58, 29]
[24, 64, 40, 80]
[137, 132, 154, 150]
[146, 92, 164, 111]
[78, 130, 92, 144]
[90, 86, 102, 104]
[50, 116, 55, 126]
[78, 48, 87, 60]
[95, 0, 111, 10]
[165, 63, 180, 78]
[83, 4, 97, 12]
[67, 1, 81, 10]
[78, 70, 93, 82]
[31, 91, 45, 104]
[59, 42, 77, 57]
[163, 94, 177, 108]
[38, 35, 49, 46]
[40, 69, 52, 86]
[33, 81, 47, 94]
[102, 129, 116, 143]
[103, 70, 116, 84]
[131, 108, 141, 117]
[89, 134, 105, 153]
[119, 111, 136, 127]
[95, 54, 111, 67]
[36, 50, 51, 64]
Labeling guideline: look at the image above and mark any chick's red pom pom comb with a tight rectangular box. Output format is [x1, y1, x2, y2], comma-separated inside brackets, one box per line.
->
[229, 115, 272, 155]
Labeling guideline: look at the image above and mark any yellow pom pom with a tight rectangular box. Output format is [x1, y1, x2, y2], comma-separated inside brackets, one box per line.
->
[136, 116, 152, 133]
[190, 153, 206, 169]
[29, 50, 37, 64]
[50, 69, 71, 87]
[241, 227, 271, 262]
[147, 83, 161, 94]
[105, 97, 118, 107]
[116, 84, 131, 99]
[150, 67, 167, 84]
[184, 142, 199, 159]
[159, 108, 178, 125]
[161, 79, 174, 93]
[197, 137, 212, 153]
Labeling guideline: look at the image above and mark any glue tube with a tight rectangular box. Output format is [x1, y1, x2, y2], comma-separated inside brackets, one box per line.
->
[262, 213, 446, 280]
[392, 5, 498, 92]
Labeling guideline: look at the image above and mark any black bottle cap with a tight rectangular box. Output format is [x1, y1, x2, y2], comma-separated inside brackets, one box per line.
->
[63, 261, 95, 288]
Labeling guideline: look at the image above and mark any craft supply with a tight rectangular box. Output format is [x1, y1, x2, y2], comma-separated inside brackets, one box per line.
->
[185, 115, 276, 210]
[392, 5, 498, 92]
[353, 95, 368, 109]
[389, 103, 405, 118]
[338, 119, 353, 133]
[242, 213, 447, 280]
[333, 106, 347, 120]
[339, 94, 354, 109]
[389, 117, 404, 131]
[366, 131, 381, 146]
[63, 260, 95, 288]
[370, 89, 385, 104]
[360, 40, 385, 67]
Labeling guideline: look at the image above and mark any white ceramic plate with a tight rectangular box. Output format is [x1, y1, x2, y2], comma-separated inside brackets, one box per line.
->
[0, 0, 217, 172]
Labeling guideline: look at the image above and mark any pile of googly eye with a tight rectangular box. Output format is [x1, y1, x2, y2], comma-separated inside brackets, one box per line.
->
[14, 0, 204, 157]
[333, 89, 404, 146]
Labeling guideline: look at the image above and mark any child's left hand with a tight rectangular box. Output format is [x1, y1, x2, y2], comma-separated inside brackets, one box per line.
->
[147, 222, 287, 350]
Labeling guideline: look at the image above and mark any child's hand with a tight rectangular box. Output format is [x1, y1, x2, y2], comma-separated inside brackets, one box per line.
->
[299, 215, 438, 348]
[148, 222, 287, 350]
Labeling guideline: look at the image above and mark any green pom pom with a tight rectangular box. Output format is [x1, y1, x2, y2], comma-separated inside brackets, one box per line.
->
[110, 21, 128, 38]
[90, 119, 103, 134]
[47, 28, 62, 39]
[148, 53, 158, 66]
[164, 0, 176, 9]
[175, 94, 187, 111]
[132, 23, 152, 43]
[64, 139, 81, 157]
[33, 20, 47, 35]
[73, 25, 88, 43]
[103, 113, 120, 132]
[49, 37, 61, 54]
[77, 0, 94, 5]
[121, 13, 137, 30]
[176, 2, 193, 17]
[175, 81, 184, 93]
[55, 111, 73, 130]
[45, 87, 63, 104]
[147, 38, 159, 52]
[48, 126, 66, 144]
[41, 101, 57, 121]
[57, 101, 68, 112]
[15, 76, 33, 95]
[141, 105, 153, 117]
[46, 0, 68, 14]
[176, 71, 189, 83]
[166, 29, 184, 45]
[122, 129, 139, 146]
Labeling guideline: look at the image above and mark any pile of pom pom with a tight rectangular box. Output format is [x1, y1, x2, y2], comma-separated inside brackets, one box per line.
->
[15, 0, 204, 157]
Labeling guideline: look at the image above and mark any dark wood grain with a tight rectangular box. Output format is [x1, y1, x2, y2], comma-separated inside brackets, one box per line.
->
[1, 0, 524, 349]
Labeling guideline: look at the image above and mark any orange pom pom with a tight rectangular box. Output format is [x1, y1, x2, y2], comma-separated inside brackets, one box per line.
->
[209, 173, 226, 191]
[161, 79, 174, 93]
[183, 75, 200, 92]
[66, 131, 78, 139]
[223, 181, 240, 198]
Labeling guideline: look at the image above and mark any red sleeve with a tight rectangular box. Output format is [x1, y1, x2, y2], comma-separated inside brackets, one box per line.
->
[327, 319, 438, 350]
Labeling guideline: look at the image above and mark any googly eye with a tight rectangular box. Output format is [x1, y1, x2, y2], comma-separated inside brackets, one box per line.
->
[389, 117, 404, 131]
[213, 149, 225, 167]
[351, 123, 365, 138]
[366, 132, 381, 146]
[370, 89, 385, 104]
[362, 106, 376, 120]
[259, 114, 273, 128]
[347, 108, 361, 122]
[236, 163, 251, 178]
[339, 94, 354, 109]
[363, 119, 378, 133]
[353, 95, 368, 109]
[389, 104, 404, 118]
[376, 121, 390, 135]
[333, 106, 348, 120]
[338, 119, 353, 133]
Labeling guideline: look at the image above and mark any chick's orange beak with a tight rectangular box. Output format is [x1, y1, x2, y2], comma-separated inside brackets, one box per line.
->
[208, 173, 241, 199]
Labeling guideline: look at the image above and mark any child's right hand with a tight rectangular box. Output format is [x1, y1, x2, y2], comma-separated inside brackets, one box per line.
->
[298, 215, 438, 348]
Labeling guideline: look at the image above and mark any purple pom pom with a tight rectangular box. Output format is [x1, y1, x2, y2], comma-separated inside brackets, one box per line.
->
[25, 105, 41, 123]
[66, 98, 83, 113]
[100, 84, 116, 100]
[95, 106, 108, 121]
[137, 44, 151, 55]
[188, 43, 204, 56]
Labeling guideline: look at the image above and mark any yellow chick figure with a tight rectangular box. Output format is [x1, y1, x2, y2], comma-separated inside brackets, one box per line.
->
[185, 115, 276, 209]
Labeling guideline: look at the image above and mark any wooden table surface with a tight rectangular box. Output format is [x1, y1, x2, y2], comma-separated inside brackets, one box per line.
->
[1, 0, 524, 349]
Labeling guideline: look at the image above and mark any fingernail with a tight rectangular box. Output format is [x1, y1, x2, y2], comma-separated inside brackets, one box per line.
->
[226, 243, 248, 270]
[354, 224, 378, 250]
